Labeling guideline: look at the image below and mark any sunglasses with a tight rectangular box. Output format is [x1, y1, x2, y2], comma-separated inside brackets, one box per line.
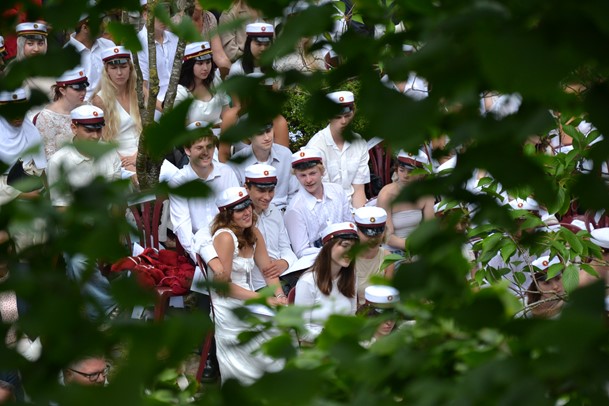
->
[359, 226, 386, 237]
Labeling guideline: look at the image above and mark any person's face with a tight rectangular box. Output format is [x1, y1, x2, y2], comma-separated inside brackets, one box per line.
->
[247, 184, 275, 212]
[397, 164, 416, 184]
[62, 85, 86, 108]
[65, 358, 107, 386]
[23, 39, 47, 57]
[330, 238, 356, 268]
[250, 39, 270, 60]
[106, 63, 130, 87]
[330, 111, 354, 131]
[193, 60, 212, 81]
[539, 274, 564, 299]
[232, 203, 253, 229]
[376, 318, 396, 337]
[186, 137, 215, 170]
[295, 165, 323, 195]
[72, 123, 103, 142]
[9, 117, 25, 128]
[251, 127, 274, 152]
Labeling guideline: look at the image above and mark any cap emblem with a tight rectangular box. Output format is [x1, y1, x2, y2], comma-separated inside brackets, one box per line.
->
[387, 295, 393, 301]
[11, 94, 17, 100]
[339, 96, 344, 102]
[349, 223, 355, 229]
[195, 121, 201, 127]
[33, 24, 39, 29]
[542, 260, 549, 267]
[299, 152, 305, 157]
[93, 111, 99, 117]
[79, 71, 84, 76]
[264, 170, 269, 176]
[517, 202, 523, 208]
[261, 26, 266, 32]
[113, 48, 119, 53]
[370, 217, 376, 223]
[238, 191, 243, 197]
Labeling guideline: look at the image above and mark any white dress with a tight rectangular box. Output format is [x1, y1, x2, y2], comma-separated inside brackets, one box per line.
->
[33, 108, 73, 160]
[174, 73, 230, 125]
[210, 228, 283, 385]
[98, 91, 140, 157]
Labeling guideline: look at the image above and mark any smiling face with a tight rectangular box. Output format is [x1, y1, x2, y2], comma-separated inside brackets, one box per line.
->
[232, 204, 253, 229]
[294, 164, 324, 197]
[106, 63, 130, 87]
[330, 238, 356, 268]
[185, 137, 215, 171]
[23, 38, 47, 57]
[246, 184, 275, 212]
[193, 59, 212, 81]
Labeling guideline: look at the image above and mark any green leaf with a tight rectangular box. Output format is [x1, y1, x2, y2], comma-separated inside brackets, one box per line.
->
[559, 227, 583, 255]
[106, 21, 142, 53]
[562, 264, 579, 293]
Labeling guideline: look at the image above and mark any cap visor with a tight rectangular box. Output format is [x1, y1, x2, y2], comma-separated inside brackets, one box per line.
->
[193, 54, 212, 61]
[81, 123, 105, 129]
[359, 226, 385, 237]
[106, 58, 130, 65]
[252, 36, 272, 43]
[232, 198, 252, 211]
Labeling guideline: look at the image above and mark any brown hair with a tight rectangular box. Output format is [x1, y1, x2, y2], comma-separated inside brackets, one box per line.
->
[51, 84, 65, 102]
[184, 132, 218, 149]
[210, 208, 258, 250]
[308, 237, 356, 298]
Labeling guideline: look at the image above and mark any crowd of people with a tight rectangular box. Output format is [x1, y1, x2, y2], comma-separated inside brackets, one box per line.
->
[0, 0, 607, 397]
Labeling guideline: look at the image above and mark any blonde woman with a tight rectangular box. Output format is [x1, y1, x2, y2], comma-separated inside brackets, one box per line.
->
[92, 46, 142, 176]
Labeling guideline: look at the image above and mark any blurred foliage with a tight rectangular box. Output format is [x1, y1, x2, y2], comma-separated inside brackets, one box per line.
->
[1, 0, 609, 405]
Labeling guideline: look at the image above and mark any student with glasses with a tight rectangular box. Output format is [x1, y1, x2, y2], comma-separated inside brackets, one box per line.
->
[63, 357, 109, 386]
[34, 67, 89, 160]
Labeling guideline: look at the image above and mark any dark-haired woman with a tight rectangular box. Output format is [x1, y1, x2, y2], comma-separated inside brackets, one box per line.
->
[210, 187, 286, 385]
[294, 222, 359, 344]
[34, 67, 88, 159]
[227, 23, 274, 79]
[175, 41, 229, 126]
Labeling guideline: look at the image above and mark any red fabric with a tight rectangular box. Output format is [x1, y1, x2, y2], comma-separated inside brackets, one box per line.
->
[111, 248, 194, 295]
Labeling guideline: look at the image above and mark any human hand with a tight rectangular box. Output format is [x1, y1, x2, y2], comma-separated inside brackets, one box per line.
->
[262, 259, 288, 279]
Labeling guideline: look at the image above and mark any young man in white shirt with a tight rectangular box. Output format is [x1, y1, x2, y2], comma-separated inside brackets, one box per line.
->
[306, 90, 370, 208]
[284, 148, 351, 258]
[229, 117, 299, 211]
[243, 164, 297, 294]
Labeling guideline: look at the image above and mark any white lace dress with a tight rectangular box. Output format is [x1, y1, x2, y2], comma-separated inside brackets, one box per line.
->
[210, 228, 283, 385]
[34, 108, 73, 160]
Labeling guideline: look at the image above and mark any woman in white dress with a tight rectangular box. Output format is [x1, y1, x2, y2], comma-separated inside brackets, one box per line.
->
[34, 67, 88, 159]
[294, 222, 359, 344]
[92, 46, 142, 177]
[210, 187, 287, 385]
[174, 41, 229, 126]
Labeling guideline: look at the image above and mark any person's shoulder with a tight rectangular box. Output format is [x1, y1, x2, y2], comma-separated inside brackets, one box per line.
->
[325, 182, 344, 194]
[97, 37, 116, 48]
[48, 144, 75, 165]
[272, 143, 292, 157]
[168, 164, 194, 186]
[297, 270, 315, 285]
[165, 30, 179, 42]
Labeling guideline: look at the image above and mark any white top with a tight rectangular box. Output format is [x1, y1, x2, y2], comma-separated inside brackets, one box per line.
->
[47, 144, 121, 207]
[284, 182, 351, 258]
[307, 125, 370, 201]
[381, 73, 429, 100]
[294, 271, 357, 343]
[227, 59, 261, 78]
[251, 203, 297, 290]
[137, 28, 179, 101]
[65, 35, 116, 101]
[34, 108, 74, 160]
[228, 143, 299, 210]
[174, 74, 229, 125]
[98, 91, 140, 157]
[169, 161, 239, 257]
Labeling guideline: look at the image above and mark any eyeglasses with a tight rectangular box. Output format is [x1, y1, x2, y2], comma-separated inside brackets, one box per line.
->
[68, 364, 110, 382]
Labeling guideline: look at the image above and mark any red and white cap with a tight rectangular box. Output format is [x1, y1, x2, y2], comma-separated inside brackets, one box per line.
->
[364, 285, 400, 307]
[56, 67, 88, 86]
[245, 22, 274, 42]
[291, 147, 322, 168]
[101, 46, 132, 64]
[354, 206, 387, 236]
[216, 187, 251, 212]
[186, 120, 211, 130]
[531, 255, 560, 272]
[397, 149, 429, 168]
[183, 41, 212, 61]
[0, 88, 28, 103]
[508, 197, 540, 212]
[70, 105, 105, 129]
[590, 228, 609, 250]
[16, 22, 48, 39]
[327, 90, 354, 114]
[321, 222, 359, 244]
[245, 164, 277, 186]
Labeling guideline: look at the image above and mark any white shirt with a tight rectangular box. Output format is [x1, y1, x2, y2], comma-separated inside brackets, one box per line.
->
[169, 161, 239, 258]
[65, 35, 116, 101]
[251, 204, 297, 290]
[137, 28, 179, 101]
[227, 59, 261, 78]
[307, 125, 370, 202]
[174, 74, 229, 125]
[381, 73, 429, 100]
[284, 182, 351, 258]
[47, 144, 121, 207]
[294, 271, 357, 343]
[229, 144, 299, 210]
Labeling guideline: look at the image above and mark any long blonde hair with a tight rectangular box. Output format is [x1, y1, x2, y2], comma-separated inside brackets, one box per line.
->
[93, 61, 142, 143]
